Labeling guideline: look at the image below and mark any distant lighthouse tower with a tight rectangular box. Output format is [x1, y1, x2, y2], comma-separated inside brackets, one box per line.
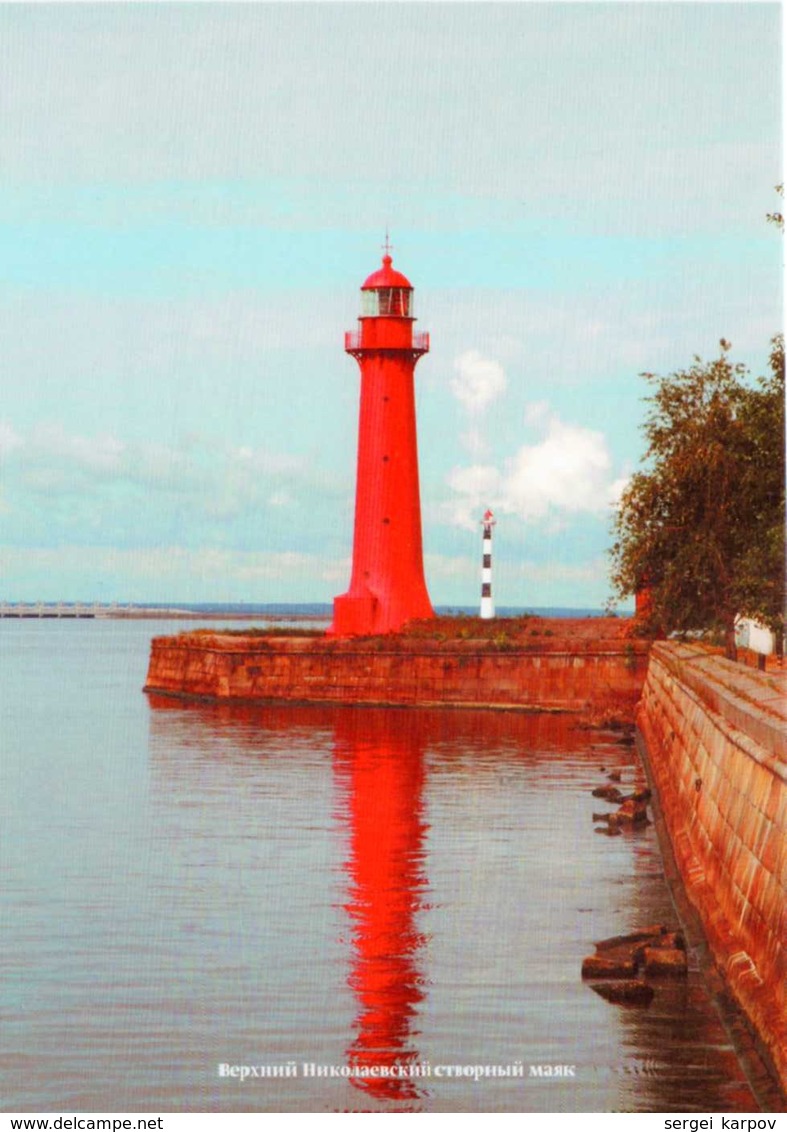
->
[330, 242, 434, 636]
[480, 509, 496, 619]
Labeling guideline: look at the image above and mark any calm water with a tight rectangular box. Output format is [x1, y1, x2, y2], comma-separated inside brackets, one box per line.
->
[0, 619, 771, 1112]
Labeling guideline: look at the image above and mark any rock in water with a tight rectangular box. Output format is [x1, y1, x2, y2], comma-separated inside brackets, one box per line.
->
[642, 947, 688, 976]
[607, 798, 649, 827]
[592, 785, 624, 801]
[594, 926, 667, 951]
[590, 980, 655, 1006]
[581, 955, 638, 979]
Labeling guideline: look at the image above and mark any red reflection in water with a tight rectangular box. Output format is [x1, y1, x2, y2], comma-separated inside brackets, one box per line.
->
[143, 697, 778, 1112]
[332, 710, 429, 1103]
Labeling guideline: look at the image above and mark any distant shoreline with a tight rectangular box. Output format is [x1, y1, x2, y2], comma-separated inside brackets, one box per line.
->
[0, 603, 632, 621]
[0, 607, 331, 622]
[106, 610, 332, 621]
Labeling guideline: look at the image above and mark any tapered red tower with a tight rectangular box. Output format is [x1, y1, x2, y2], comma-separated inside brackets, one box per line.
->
[330, 249, 434, 636]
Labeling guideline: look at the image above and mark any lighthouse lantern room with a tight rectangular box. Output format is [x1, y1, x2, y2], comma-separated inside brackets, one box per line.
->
[330, 248, 434, 636]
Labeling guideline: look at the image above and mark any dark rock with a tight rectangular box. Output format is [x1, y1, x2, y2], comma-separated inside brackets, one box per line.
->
[642, 947, 688, 977]
[631, 931, 686, 963]
[590, 980, 655, 1006]
[607, 769, 622, 782]
[595, 926, 667, 951]
[594, 944, 641, 967]
[582, 955, 638, 979]
[592, 785, 623, 801]
[649, 930, 686, 952]
[619, 787, 652, 804]
[607, 798, 649, 827]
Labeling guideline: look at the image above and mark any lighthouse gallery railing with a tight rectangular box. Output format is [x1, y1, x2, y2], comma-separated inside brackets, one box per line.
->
[344, 330, 430, 353]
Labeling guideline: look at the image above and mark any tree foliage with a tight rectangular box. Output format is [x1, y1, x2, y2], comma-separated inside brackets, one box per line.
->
[610, 337, 785, 652]
[766, 183, 784, 231]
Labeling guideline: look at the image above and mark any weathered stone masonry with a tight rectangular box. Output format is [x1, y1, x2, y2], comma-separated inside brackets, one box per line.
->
[144, 632, 650, 717]
[637, 642, 786, 1090]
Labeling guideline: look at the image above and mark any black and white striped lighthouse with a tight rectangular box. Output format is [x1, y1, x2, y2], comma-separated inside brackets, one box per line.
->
[480, 509, 496, 619]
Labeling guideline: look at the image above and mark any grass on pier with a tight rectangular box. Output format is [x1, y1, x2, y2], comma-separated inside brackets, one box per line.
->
[185, 613, 631, 645]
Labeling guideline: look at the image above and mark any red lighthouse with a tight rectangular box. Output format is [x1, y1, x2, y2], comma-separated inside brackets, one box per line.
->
[330, 247, 434, 636]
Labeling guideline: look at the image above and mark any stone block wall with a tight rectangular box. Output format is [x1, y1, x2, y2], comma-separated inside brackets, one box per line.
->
[144, 632, 650, 718]
[637, 642, 786, 1089]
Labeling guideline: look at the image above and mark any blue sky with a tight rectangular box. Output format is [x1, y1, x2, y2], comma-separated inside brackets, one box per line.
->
[0, 3, 781, 608]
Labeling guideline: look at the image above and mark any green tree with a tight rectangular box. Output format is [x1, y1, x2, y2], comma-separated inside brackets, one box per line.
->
[766, 183, 784, 231]
[733, 335, 785, 636]
[610, 337, 785, 657]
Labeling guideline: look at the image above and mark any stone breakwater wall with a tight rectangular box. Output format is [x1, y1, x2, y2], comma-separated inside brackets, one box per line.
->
[637, 642, 786, 1089]
[144, 632, 650, 717]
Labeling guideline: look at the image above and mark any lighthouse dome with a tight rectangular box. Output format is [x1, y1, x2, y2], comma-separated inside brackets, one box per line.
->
[361, 255, 412, 291]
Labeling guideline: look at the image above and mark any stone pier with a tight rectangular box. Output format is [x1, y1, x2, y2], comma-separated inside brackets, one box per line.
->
[637, 642, 786, 1090]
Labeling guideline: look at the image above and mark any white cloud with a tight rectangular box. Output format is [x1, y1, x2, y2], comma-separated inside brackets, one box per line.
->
[444, 463, 503, 529]
[422, 550, 614, 609]
[0, 422, 23, 458]
[444, 406, 623, 531]
[32, 423, 126, 473]
[5, 422, 315, 509]
[607, 475, 631, 508]
[503, 416, 611, 518]
[426, 551, 608, 587]
[0, 420, 351, 561]
[458, 428, 488, 459]
[451, 350, 507, 414]
[0, 544, 351, 602]
[229, 446, 306, 477]
[523, 401, 550, 428]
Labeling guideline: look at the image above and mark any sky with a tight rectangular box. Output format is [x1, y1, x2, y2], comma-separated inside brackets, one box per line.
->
[0, 2, 782, 609]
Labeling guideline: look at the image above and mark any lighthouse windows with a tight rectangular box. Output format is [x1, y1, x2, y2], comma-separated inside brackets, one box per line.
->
[382, 288, 410, 316]
[360, 288, 411, 317]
